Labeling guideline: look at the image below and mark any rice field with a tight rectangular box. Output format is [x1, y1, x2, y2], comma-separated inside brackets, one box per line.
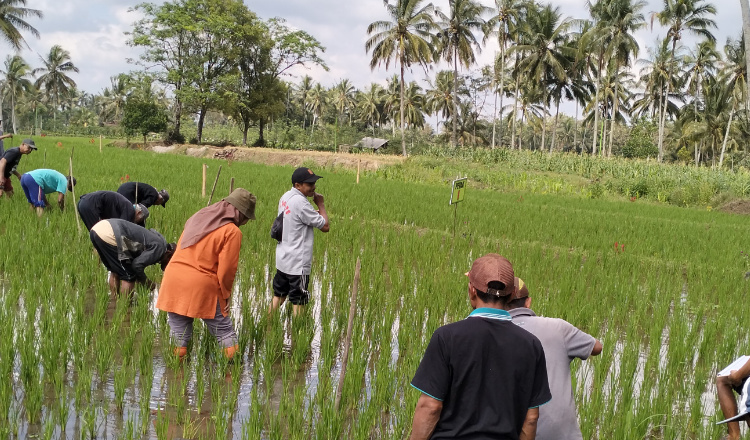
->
[1, 137, 749, 439]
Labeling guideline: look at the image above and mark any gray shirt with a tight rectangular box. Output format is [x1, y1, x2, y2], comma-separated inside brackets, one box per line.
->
[109, 218, 167, 282]
[275, 187, 326, 275]
[509, 308, 596, 440]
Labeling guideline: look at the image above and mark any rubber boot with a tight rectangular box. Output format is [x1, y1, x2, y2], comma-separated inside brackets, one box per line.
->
[223, 344, 239, 360]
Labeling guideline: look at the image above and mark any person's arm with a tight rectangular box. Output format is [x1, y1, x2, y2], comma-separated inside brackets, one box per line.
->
[57, 193, 65, 211]
[217, 227, 241, 305]
[312, 192, 330, 232]
[728, 358, 750, 386]
[12, 170, 21, 180]
[0, 158, 6, 185]
[591, 340, 603, 356]
[0, 134, 12, 140]
[409, 394, 442, 440]
[519, 407, 540, 440]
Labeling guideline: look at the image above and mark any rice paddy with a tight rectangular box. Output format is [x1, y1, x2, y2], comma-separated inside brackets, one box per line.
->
[1, 137, 749, 439]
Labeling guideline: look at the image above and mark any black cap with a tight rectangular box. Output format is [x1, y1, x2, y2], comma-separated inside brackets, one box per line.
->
[292, 167, 322, 185]
[22, 138, 37, 150]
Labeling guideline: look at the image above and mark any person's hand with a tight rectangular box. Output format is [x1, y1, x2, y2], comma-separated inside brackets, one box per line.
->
[729, 370, 745, 387]
[0, 177, 5, 188]
[313, 192, 325, 206]
[144, 279, 156, 291]
[223, 302, 230, 315]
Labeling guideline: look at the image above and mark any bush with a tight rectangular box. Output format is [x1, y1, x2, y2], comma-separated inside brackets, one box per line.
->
[621, 119, 658, 159]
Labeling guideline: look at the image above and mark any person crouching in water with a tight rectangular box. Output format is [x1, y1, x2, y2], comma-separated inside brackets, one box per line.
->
[156, 188, 256, 361]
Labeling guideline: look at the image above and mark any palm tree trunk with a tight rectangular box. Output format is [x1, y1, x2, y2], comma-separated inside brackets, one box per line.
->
[452, 48, 459, 148]
[608, 76, 620, 157]
[400, 54, 407, 156]
[511, 65, 521, 150]
[550, 100, 560, 153]
[11, 95, 17, 134]
[658, 42, 678, 163]
[540, 116, 547, 152]
[498, 42, 506, 147]
[573, 102, 579, 152]
[492, 55, 497, 149]
[591, 67, 603, 156]
[740, 0, 750, 109]
[719, 101, 736, 168]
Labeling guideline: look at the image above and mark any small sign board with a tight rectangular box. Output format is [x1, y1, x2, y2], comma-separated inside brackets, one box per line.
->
[450, 178, 467, 205]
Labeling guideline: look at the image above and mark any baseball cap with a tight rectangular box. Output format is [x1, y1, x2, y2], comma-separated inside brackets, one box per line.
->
[134, 204, 150, 220]
[159, 189, 170, 207]
[465, 253, 515, 297]
[512, 277, 530, 300]
[223, 188, 256, 220]
[292, 167, 322, 185]
[22, 138, 37, 150]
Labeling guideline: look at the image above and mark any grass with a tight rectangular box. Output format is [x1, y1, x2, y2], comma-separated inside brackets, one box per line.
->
[0, 135, 748, 438]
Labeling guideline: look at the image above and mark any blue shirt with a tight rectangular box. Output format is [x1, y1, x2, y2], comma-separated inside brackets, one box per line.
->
[28, 169, 68, 194]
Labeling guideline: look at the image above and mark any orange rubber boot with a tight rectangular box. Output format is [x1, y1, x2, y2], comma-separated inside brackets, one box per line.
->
[223, 344, 239, 360]
[173, 346, 188, 361]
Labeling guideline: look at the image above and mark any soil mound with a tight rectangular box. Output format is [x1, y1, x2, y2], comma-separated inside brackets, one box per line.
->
[718, 199, 750, 215]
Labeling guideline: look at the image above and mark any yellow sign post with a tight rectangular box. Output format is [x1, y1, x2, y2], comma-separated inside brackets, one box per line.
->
[450, 178, 467, 246]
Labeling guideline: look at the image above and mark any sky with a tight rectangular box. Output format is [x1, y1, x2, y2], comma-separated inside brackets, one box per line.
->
[12, 0, 745, 105]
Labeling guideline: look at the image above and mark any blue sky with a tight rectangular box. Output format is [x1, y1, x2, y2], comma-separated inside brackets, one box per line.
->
[13, 0, 744, 104]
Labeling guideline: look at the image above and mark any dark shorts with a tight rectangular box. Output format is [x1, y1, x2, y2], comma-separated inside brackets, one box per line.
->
[734, 377, 749, 395]
[0, 178, 13, 192]
[273, 270, 310, 306]
[90, 230, 137, 282]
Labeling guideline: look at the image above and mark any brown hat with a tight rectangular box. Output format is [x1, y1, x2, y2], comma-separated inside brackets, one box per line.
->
[223, 188, 256, 220]
[512, 277, 530, 300]
[466, 253, 514, 297]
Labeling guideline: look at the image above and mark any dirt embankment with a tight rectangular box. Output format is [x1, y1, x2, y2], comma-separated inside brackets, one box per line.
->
[717, 199, 750, 215]
[141, 143, 404, 172]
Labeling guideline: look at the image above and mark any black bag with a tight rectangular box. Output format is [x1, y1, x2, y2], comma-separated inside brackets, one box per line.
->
[270, 211, 284, 242]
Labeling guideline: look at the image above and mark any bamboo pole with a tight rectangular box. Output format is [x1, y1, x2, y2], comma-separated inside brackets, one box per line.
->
[356, 160, 360, 184]
[99, 135, 102, 153]
[335, 257, 361, 411]
[202, 164, 207, 198]
[69, 148, 81, 232]
[229, 177, 235, 194]
[207, 165, 222, 206]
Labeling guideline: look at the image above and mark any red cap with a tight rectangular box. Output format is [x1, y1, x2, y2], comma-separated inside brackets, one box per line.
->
[512, 277, 529, 300]
[466, 253, 514, 297]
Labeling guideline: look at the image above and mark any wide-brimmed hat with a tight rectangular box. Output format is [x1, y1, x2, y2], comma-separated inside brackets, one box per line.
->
[223, 188, 256, 220]
[465, 253, 515, 297]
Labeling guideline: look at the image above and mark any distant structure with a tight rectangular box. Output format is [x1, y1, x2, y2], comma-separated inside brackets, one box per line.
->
[356, 137, 389, 152]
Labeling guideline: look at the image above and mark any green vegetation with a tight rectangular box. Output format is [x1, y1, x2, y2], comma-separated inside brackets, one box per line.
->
[0, 136, 748, 438]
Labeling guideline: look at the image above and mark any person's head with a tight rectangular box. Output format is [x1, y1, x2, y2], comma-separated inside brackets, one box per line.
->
[160, 242, 177, 271]
[157, 189, 169, 207]
[67, 176, 77, 192]
[507, 277, 532, 310]
[291, 167, 322, 197]
[134, 204, 150, 224]
[223, 188, 256, 226]
[465, 253, 515, 310]
[19, 138, 37, 154]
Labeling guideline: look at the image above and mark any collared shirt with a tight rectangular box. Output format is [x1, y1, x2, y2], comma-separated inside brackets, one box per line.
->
[411, 306, 551, 439]
[510, 307, 596, 440]
[275, 187, 326, 275]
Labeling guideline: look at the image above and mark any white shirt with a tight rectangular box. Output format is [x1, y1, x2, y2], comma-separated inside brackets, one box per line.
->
[275, 187, 326, 275]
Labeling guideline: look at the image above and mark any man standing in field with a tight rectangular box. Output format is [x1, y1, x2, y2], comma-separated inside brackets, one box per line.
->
[508, 277, 603, 440]
[89, 218, 175, 296]
[409, 254, 551, 440]
[0, 120, 13, 156]
[716, 357, 750, 440]
[20, 169, 76, 216]
[77, 190, 149, 230]
[117, 181, 169, 208]
[268, 167, 330, 317]
[0, 138, 37, 198]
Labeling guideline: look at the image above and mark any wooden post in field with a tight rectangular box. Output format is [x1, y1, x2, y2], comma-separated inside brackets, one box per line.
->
[207, 165, 222, 206]
[202, 164, 207, 198]
[69, 148, 81, 232]
[99, 135, 102, 153]
[229, 177, 235, 194]
[335, 257, 361, 411]
[356, 160, 360, 184]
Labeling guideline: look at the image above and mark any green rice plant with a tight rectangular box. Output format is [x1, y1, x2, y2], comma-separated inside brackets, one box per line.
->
[155, 407, 169, 440]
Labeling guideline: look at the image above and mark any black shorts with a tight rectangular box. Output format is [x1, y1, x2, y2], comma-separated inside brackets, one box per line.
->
[273, 270, 310, 306]
[90, 230, 137, 282]
[734, 376, 749, 395]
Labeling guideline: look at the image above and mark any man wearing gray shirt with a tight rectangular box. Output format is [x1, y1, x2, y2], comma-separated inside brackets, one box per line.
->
[509, 277, 603, 440]
[269, 167, 330, 316]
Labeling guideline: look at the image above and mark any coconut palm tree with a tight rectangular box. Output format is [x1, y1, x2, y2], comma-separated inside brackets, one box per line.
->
[683, 40, 720, 164]
[1, 54, 32, 133]
[306, 83, 327, 138]
[655, 0, 717, 161]
[101, 74, 131, 124]
[17, 83, 46, 134]
[366, 0, 436, 156]
[434, 0, 491, 147]
[425, 70, 456, 134]
[33, 45, 79, 128]
[357, 83, 384, 135]
[296, 75, 314, 129]
[331, 79, 356, 126]
[0, 0, 42, 51]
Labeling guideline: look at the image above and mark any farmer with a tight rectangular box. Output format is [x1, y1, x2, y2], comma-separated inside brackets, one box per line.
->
[117, 181, 169, 208]
[268, 167, 330, 317]
[77, 190, 149, 230]
[716, 357, 750, 440]
[0, 138, 37, 198]
[0, 120, 12, 156]
[509, 277, 603, 440]
[89, 218, 175, 296]
[409, 254, 551, 440]
[20, 169, 76, 216]
[156, 188, 256, 361]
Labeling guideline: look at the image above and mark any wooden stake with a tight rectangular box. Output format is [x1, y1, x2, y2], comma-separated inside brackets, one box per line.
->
[99, 135, 102, 153]
[69, 148, 81, 232]
[202, 164, 207, 198]
[356, 160, 360, 184]
[229, 177, 235, 194]
[207, 165, 222, 206]
[335, 257, 361, 411]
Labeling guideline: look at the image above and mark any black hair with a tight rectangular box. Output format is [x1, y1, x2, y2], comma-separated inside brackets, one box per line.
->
[475, 281, 510, 306]
[506, 297, 528, 310]
[67, 176, 77, 191]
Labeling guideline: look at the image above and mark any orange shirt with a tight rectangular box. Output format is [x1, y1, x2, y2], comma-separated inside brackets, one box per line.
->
[156, 223, 242, 319]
